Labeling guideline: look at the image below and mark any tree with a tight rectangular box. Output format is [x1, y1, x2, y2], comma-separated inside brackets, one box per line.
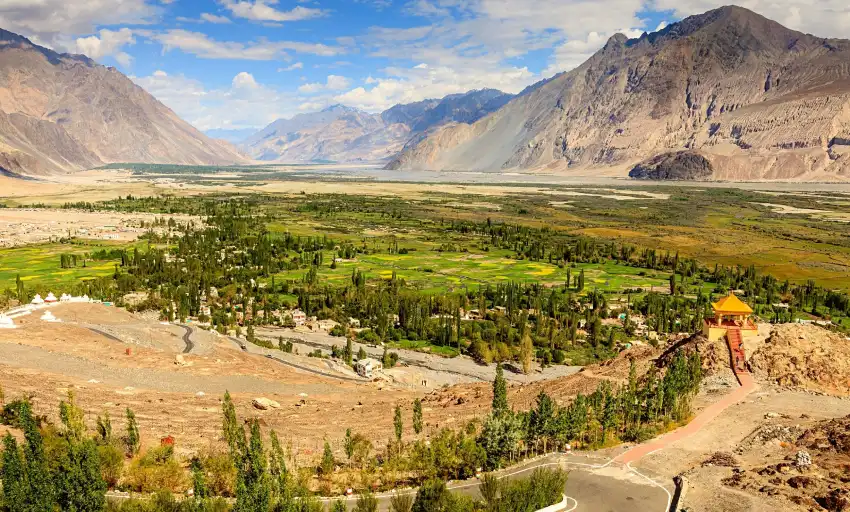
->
[124, 407, 140, 457]
[492, 364, 509, 417]
[1, 434, 25, 511]
[235, 420, 270, 512]
[519, 333, 534, 374]
[394, 405, 403, 443]
[320, 440, 335, 477]
[344, 428, 354, 464]
[19, 400, 56, 511]
[390, 492, 414, 512]
[412, 399, 423, 435]
[354, 492, 378, 512]
[479, 473, 501, 512]
[577, 269, 585, 292]
[192, 458, 208, 499]
[56, 394, 107, 512]
[222, 391, 245, 461]
[412, 478, 450, 512]
[331, 500, 347, 512]
[96, 411, 112, 444]
[345, 337, 354, 365]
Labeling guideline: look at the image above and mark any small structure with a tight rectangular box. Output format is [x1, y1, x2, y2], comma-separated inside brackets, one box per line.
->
[290, 309, 307, 326]
[40, 310, 60, 322]
[353, 357, 383, 378]
[703, 291, 757, 342]
[317, 319, 339, 332]
[0, 314, 16, 329]
[31, 294, 44, 305]
[44, 292, 58, 303]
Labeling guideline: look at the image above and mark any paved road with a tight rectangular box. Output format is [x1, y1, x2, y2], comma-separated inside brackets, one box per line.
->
[318, 453, 670, 511]
[177, 325, 195, 354]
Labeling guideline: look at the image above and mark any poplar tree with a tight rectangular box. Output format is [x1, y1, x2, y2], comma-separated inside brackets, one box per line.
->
[394, 405, 403, 442]
[1, 434, 25, 511]
[124, 408, 140, 457]
[492, 364, 508, 416]
[19, 400, 56, 511]
[412, 399, 423, 435]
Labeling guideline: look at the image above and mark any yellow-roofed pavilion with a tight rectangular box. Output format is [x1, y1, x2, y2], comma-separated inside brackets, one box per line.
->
[703, 291, 758, 341]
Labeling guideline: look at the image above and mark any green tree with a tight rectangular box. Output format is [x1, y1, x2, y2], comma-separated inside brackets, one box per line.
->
[320, 440, 335, 477]
[1, 434, 25, 512]
[234, 420, 270, 512]
[192, 458, 208, 499]
[412, 479, 450, 512]
[19, 400, 56, 511]
[390, 492, 414, 512]
[330, 500, 347, 512]
[96, 411, 112, 444]
[124, 407, 140, 457]
[479, 473, 501, 512]
[56, 394, 107, 512]
[412, 399, 423, 435]
[394, 405, 403, 443]
[491, 364, 509, 417]
[344, 428, 354, 464]
[222, 391, 245, 461]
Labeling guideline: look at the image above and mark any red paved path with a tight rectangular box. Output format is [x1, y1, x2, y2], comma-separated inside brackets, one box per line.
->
[615, 331, 757, 465]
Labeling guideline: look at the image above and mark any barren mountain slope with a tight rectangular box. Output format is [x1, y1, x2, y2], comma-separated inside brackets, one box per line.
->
[244, 89, 513, 163]
[0, 29, 245, 175]
[388, 6, 850, 181]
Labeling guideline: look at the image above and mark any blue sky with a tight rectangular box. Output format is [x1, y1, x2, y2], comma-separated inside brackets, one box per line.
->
[1, 0, 847, 132]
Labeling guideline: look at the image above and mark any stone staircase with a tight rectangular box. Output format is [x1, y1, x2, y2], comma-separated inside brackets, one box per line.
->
[726, 326, 748, 375]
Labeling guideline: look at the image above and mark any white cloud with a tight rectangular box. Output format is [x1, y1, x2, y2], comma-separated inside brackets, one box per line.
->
[298, 74, 352, 94]
[0, 0, 158, 47]
[148, 29, 342, 60]
[220, 0, 327, 22]
[333, 64, 534, 111]
[132, 70, 299, 130]
[200, 13, 233, 23]
[70, 27, 136, 67]
[278, 62, 304, 71]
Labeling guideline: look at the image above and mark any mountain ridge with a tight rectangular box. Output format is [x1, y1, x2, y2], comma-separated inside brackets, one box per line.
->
[242, 88, 514, 163]
[388, 5, 850, 181]
[0, 27, 245, 176]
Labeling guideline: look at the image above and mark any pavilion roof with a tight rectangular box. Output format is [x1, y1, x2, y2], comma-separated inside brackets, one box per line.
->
[712, 292, 753, 314]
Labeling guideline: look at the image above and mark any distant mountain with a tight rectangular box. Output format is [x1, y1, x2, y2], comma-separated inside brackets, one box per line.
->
[0, 28, 244, 176]
[388, 6, 850, 181]
[204, 128, 256, 145]
[241, 89, 513, 163]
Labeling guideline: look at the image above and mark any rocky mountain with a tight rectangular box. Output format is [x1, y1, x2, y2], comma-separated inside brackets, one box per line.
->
[242, 89, 513, 163]
[388, 6, 850, 181]
[0, 28, 244, 176]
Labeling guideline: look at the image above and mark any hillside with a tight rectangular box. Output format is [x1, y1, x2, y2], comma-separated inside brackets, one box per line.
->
[0, 28, 245, 176]
[388, 6, 850, 181]
[242, 89, 513, 163]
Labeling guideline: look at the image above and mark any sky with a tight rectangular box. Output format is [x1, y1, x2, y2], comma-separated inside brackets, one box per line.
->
[2, 0, 850, 133]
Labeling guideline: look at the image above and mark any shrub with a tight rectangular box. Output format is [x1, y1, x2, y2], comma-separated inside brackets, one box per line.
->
[98, 443, 125, 488]
[124, 446, 187, 493]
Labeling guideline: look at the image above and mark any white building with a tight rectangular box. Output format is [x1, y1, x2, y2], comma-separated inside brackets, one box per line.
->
[0, 314, 16, 329]
[354, 357, 383, 378]
[45, 292, 58, 303]
[290, 309, 307, 326]
[31, 294, 44, 305]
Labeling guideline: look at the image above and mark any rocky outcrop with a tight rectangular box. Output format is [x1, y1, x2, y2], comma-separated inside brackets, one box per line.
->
[243, 89, 513, 163]
[629, 152, 713, 180]
[0, 28, 245, 176]
[389, 6, 850, 181]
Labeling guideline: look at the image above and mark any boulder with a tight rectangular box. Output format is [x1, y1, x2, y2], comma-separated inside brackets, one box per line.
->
[252, 397, 280, 410]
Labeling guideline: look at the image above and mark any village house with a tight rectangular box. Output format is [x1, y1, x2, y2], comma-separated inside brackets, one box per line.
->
[290, 309, 307, 326]
[354, 357, 383, 378]
[317, 319, 339, 332]
[348, 317, 361, 328]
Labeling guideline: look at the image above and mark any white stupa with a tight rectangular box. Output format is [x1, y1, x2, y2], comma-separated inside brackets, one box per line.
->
[31, 294, 44, 305]
[60, 293, 71, 302]
[81, 294, 90, 302]
[45, 292, 58, 303]
[40, 310, 60, 322]
[0, 314, 15, 329]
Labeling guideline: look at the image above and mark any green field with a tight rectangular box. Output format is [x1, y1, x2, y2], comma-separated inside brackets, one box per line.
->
[0, 241, 135, 292]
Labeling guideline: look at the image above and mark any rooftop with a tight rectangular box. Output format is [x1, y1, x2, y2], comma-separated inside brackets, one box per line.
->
[712, 292, 753, 315]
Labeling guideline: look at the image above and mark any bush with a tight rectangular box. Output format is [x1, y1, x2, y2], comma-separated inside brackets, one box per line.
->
[330, 324, 347, 337]
[499, 468, 566, 511]
[124, 446, 187, 493]
[98, 443, 125, 488]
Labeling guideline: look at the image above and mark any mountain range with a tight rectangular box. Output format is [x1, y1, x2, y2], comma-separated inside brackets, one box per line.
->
[388, 6, 850, 181]
[238, 89, 513, 163]
[3, 6, 850, 181]
[0, 29, 244, 176]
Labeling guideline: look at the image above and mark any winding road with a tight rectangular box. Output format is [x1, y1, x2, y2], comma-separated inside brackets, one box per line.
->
[177, 325, 195, 354]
